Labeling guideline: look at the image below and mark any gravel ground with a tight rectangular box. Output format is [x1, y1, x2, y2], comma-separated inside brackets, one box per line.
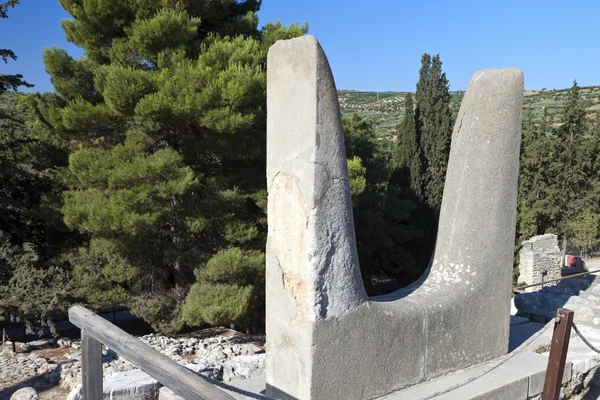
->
[0, 327, 265, 400]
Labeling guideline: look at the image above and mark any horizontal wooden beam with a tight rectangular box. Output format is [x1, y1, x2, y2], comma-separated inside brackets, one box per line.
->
[69, 305, 235, 400]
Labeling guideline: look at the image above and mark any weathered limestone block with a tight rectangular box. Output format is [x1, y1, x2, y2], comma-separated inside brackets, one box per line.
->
[66, 370, 160, 400]
[266, 35, 523, 400]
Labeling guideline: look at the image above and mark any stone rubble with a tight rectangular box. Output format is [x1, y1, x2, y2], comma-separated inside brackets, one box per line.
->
[1, 330, 265, 400]
[515, 274, 600, 325]
[0, 353, 61, 386]
[59, 332, 265, 390]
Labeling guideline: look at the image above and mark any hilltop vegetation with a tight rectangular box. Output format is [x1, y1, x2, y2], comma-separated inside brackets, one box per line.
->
[523, 86, 600, 123]
[338, 90, 463, 138]
[339, 86, 600, 138]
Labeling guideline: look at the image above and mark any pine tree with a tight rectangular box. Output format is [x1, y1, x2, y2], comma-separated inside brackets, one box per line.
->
[517, 107, 556, 239]
[181, 247, 264, 329]
[415, 54, 453, 214]
[393, 93, 421, 195]
[0, 1, 32, 93]
[347, 156, 367, 207]
[32, 1, 305, 333]
[0, 92, 72, 334]
[570, 209, 600, 257]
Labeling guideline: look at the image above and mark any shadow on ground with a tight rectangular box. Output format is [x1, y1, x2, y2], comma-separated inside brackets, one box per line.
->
[0, 364, 62, 400]
[568, 366, 600, 399]
[509, 274, 597, 352]
[0, 348, 120, 400]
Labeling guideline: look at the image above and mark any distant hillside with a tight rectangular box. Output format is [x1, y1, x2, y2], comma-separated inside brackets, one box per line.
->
[338, 86, 600, 138]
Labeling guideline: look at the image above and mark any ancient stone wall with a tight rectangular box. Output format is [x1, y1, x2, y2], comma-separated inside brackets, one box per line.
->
[523, 233, 561, 254]
[266, 36, 523, 400]
[517, 233, 586, 290]
[518, 234, 562, 289]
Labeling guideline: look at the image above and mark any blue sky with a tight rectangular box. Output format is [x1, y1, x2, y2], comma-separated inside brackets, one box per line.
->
[2, 0, 599, 93]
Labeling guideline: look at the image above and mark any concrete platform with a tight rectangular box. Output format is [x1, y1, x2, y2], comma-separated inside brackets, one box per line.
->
[516, 321, 600, 377]
[377, 352, 570, 400]
[159, 373, 269, 399]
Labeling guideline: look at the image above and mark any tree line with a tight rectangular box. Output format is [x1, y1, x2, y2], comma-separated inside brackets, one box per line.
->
[517, 81, 600, 263]
[2, 0, 595, 336]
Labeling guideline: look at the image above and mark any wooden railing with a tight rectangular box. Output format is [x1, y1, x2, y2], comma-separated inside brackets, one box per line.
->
[68, 306, 235, 400]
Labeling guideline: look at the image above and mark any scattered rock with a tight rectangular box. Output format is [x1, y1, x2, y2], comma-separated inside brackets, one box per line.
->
[21, 339, 55, 352]
[57, 337, 73, 348]
[0, 353, 58, 384]
[9, 387, 38, 400]
[222, 354, 266, 382]
[3, 329, 266, 398]
[244, 344, 264, 355]
[65, 385, 82, 400]
[516, 275, 600, 325]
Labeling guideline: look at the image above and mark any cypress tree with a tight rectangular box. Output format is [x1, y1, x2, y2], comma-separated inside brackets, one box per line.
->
[407, 54, 453, 271]
[415, 54, 453, 214]
[394, 93, 421, 195]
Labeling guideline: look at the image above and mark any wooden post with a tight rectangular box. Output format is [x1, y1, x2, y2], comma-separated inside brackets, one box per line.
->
[82, 330, 103, 400]
[542, 308, 574, 400]
[69, 306, 235, 400]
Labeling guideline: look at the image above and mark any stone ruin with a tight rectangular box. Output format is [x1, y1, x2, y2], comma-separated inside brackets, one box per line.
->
[265, 36, 523, 399]
[518, 233, 583, 291]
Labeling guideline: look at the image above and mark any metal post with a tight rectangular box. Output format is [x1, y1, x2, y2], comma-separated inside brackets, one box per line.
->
[542, 308, 574, 400]
[82, 330, 103, 400]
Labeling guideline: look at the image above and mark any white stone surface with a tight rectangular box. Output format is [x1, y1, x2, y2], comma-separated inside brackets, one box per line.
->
[223, 354, 266, 382]
[9, 387, 39, 400]
[65, 371, 160, 400]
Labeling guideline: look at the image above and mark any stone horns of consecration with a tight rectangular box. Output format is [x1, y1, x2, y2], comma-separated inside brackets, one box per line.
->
[265, 35, 524, 400]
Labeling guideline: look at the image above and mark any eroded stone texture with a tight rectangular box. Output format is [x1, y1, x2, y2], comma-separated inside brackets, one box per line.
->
[266, 35, 366, 400]
[519, 234, 562, 289]
[266, 35, 523, 400]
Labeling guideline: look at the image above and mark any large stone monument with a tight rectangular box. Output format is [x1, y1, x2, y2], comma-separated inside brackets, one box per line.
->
[266, 36, 523, 400]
